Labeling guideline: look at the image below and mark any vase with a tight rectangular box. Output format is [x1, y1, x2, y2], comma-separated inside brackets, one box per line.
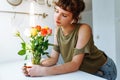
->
[31, 54, 41, 65]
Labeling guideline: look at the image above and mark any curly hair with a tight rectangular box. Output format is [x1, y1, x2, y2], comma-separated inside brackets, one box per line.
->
[54, 0, 85, 23]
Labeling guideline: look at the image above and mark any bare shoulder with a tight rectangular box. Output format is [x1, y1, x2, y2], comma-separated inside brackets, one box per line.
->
[78, 23, 92, 34]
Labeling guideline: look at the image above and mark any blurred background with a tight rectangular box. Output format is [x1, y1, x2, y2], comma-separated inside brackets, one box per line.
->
[0, 0, 119, 80]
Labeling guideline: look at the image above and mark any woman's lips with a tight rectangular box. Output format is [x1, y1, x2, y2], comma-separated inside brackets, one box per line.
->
[56, 21, 61, 24]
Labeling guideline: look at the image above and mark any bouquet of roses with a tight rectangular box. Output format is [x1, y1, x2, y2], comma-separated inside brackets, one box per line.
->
[15, 25, 53, 65]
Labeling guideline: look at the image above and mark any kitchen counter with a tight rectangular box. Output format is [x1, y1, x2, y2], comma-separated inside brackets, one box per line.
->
[0, 61, 106, 80]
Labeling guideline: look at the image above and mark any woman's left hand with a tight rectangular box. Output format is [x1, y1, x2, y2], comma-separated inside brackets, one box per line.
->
[26, 65, 46, 77]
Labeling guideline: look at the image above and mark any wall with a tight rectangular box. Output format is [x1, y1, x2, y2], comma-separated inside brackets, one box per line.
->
[92, 0, 120, 79]
[0, 0, 54, 63]
[81, 11, 93, 27]
[115, 0, 120, 80]
[92, 0, 116, 61]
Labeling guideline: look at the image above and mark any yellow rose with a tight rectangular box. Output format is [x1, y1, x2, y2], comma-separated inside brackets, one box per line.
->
[31, 27, 37, 36]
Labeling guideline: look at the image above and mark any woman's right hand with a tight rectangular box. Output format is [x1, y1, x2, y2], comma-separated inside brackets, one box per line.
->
[22, 64, 32, 76]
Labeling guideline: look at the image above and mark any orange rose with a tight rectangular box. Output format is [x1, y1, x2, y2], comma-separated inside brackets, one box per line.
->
[41, 28, 48, 36]
[35, 25, 41, 32]
[47, 28, 52, 35]
[44, 26, 52, 35]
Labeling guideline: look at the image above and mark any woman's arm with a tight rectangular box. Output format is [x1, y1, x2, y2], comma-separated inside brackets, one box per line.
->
[27, 53, 84, 77]
[43, 53, 85, 76]
[41, 49, 59, 66]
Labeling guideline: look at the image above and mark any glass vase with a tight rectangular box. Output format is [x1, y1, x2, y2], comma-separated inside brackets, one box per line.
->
[32, 53, 41, 65]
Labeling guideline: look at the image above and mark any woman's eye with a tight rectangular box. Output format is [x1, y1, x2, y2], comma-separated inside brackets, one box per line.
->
[62, 14, 67, 17]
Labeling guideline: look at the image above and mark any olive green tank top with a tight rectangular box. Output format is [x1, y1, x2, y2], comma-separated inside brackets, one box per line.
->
[53, 23, 106, 73]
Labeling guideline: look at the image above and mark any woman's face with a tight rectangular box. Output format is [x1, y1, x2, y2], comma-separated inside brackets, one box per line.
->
[54, 6, 73, 27]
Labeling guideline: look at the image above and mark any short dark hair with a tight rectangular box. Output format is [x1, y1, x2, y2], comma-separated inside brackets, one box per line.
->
[54, 0, 85, 23]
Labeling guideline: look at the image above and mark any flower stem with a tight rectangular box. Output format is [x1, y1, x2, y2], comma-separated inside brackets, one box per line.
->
[46, 54, 51, 58]
[19, 35, 25, 43]
[48, 43, 54, 46]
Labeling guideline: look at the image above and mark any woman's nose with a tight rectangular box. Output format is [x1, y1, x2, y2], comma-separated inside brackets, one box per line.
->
[56, 14, 61, 20]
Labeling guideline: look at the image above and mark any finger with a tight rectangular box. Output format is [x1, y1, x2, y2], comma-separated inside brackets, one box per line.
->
[24, 66, 32, 68]
[22, 66, 32, 72]
[22, 67, 29, 75]
[23, 69, 27, 73]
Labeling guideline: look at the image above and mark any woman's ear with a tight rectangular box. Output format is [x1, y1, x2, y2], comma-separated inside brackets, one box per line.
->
[71, 20, 74, 24]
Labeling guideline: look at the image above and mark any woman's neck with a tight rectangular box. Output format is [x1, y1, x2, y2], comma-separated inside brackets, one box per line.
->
[61, 24, 75, 36]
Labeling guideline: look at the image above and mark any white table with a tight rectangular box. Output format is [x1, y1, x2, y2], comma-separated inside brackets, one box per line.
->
[0, 61, 106, 80]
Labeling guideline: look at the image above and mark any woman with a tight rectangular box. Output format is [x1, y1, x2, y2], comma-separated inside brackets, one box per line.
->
[23, 0, 117, 80]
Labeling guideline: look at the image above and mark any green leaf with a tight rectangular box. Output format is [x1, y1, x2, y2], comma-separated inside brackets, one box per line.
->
[18, 50, 26, 55]
[43, 45, 48, 50]
[21, 42, 26, 49]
